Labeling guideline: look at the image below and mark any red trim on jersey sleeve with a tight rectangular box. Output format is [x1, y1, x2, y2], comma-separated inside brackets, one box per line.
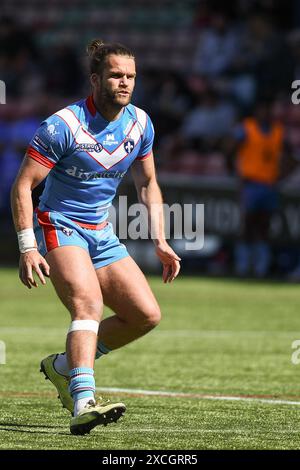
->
[136, 150, 152, 161]
[27, 146, 55, 169]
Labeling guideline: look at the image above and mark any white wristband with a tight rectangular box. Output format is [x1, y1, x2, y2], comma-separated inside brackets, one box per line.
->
[17, 228, 37, 254]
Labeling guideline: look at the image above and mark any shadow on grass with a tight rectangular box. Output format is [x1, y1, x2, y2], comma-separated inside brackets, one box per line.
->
[0, 421, 70, 435]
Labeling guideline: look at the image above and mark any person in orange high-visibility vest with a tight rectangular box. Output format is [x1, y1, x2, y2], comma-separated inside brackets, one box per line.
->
[232, 100, 285, 277]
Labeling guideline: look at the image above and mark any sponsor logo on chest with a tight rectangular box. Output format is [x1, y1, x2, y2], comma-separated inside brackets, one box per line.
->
[65, 165, 127, 180]
[103, 133, 119, 146]
[75, 142, 103, 153]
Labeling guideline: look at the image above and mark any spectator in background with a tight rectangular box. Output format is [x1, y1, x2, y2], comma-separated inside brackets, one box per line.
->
[227, 100, 286, 278]
[135, 70, 192, 147]
[193, 10, 240, 78]
[236, 14, 290, 96]
[181, 86, 237, 145]
[158, 84, 234, 176]
[152, 72, 192, 140]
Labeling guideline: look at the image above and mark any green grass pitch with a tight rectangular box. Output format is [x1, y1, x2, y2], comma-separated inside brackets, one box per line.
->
[1, 268, 300, 449]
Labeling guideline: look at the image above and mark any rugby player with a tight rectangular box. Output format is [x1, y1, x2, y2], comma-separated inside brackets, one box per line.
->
[11, 40, 181, 435]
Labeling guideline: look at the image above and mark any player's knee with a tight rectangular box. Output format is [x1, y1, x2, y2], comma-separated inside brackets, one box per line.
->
[70, 295, 102, 322]
[142, 305, 161, 331]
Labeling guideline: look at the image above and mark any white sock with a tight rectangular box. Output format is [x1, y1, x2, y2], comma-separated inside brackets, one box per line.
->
[53, 353, 69, 377]
[74, 396, 95, 417]
[54, 344, 106, 377]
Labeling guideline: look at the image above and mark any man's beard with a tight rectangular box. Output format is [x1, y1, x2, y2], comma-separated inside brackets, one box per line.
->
[100, 86, 132, 109]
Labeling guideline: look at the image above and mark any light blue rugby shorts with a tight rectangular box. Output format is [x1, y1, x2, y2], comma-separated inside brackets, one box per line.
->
[33, 209, 129, 269]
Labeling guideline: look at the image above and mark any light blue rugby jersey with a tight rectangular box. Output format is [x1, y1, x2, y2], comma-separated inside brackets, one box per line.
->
[27, 96, 154, 224]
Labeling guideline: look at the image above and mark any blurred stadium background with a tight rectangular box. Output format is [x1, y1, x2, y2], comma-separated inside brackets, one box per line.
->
[1, 0, 300, 277]
[2, 0, 300, 451]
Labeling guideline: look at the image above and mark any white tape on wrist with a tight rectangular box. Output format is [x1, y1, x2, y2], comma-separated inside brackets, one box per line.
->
[17, 228, 37, 254]
[68, 320, 100, 335]
[21, 248, 38, 254]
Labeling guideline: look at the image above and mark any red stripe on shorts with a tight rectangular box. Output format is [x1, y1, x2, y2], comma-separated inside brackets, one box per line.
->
[36, 209, 60, 251]
[72, 219, 108, 230]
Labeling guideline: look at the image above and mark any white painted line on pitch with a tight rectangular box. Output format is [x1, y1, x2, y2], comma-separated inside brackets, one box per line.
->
[0, 327, 66, 333]
[155, 330, 300, 337]
[96, 387, 300, 406]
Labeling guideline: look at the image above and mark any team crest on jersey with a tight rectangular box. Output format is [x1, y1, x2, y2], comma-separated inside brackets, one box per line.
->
[62, 227, 73, 236]
[40, 121, 60, 143]
[46, 122, 60, 137]
[124, 138, 135, 154]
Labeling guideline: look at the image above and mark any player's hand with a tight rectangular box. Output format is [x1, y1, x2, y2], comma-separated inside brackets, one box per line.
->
[19, 250, 50, 289]
[155, 241, 181, 283]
